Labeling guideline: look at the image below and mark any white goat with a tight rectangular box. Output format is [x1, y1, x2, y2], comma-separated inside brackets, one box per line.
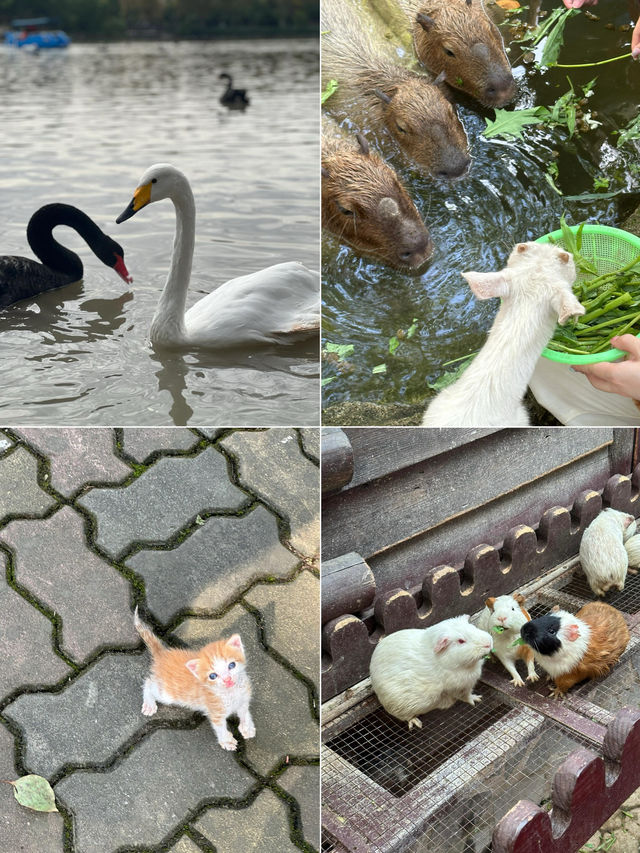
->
[422, 241, 584, 427]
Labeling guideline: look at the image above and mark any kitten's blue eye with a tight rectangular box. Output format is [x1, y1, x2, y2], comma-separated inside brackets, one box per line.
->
[228, 661, 236, 670]
[208, 672, 218, 680]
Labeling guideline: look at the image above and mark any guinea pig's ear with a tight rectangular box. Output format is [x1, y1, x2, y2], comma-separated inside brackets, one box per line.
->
[514, 593, 525, 605]
[551, 605, 560, 613]
[485, 597, 496, 610]
[433, 634, 451, 654]
[564, 623, 581, 642]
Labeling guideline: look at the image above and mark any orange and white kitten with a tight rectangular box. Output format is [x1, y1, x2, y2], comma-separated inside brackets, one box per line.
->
[133, 607, 255, 751]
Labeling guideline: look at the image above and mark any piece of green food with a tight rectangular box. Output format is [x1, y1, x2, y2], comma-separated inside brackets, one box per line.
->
[492, 625, 506, 633]
[511, 637, 526, 647]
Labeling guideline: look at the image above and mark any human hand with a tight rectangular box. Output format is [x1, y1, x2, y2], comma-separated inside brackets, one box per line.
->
[571, 334, 640, 399]
[562, 0, 598, 7]
[632, 16, 640, 59]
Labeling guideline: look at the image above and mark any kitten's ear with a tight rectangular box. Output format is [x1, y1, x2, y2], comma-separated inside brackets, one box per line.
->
[185, 659, 200, 678]
[226, 634, 244, 653]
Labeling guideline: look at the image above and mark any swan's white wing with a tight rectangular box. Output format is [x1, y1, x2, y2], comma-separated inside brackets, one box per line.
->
[184, 261, 319, 347]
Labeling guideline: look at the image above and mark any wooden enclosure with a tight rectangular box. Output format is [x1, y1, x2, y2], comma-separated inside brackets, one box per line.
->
[321, 428, 640, 853]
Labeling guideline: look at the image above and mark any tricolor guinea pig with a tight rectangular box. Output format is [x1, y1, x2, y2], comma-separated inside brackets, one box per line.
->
[579, 508, 636, 597]
[520, 602, 629, 699]
[369, 615, 493, 729]
[476, 593, 538, 687]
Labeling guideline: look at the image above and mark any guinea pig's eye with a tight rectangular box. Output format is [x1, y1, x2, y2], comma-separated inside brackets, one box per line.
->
[443, 46, 455, 57]
[336, 202, 355, 217]
[208, 672, 218, 680]
[548, 627, 557, 635]
[457, 638, 466, 644]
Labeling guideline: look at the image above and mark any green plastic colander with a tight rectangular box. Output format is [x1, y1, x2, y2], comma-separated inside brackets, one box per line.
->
[536, 223, 640, 365]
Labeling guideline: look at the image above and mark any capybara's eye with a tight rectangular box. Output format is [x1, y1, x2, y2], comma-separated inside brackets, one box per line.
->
[395, 123, 408, 135]
[444, 47, 455, 57]
[336, 202, 355, 217]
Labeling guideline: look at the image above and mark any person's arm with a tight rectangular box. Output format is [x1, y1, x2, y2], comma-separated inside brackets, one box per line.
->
[571, 335, 640, 399]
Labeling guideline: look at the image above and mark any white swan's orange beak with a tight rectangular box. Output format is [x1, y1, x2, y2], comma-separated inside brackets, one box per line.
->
[116, 182, 152, 224]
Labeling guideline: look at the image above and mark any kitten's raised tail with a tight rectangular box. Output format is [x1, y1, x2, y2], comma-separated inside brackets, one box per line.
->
[134, 606, 166, 658]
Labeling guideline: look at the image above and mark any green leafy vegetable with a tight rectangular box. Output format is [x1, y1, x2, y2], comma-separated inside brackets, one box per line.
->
[483, 107, 546, 140]
[492, 625, 506, 633]
[539, 8, 577, 67]
[322, 79, 338, 104]
[511, 637, 526, 647]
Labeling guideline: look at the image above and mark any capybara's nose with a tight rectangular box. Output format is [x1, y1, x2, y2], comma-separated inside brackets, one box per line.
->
[437, 151, 471, 180]
[398, 230, 432, 267]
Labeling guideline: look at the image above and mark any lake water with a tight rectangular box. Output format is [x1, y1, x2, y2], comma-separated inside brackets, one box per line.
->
[322, 0, 640, 422]
[0, 38, 319, 426]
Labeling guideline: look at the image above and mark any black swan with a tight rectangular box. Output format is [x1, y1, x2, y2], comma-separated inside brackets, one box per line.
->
[0, 203, 132, 309]
[219, 73, 249, 108]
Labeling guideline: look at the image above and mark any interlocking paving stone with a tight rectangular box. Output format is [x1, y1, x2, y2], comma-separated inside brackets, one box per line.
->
[245, 571, 319, 686]
[167, 837, 203, 853]
[0, 554, 71, 697]
[176, 607, 318, 777]
[121, 428, 201, 462]
[127, 505, 299, 622]
[220, 430, 319, 556]
[14, 429, 130, 496]
[55, 726, 254, 853]
[78, 448, 246, 557]
[280, 764, 320, 850]
[0, 724, 64, 853]
[195, 789, 300, 852]
[299, 428, 320, 463]
[196, 428, 226, 440]
[3, 652, 188, 779]
[0, 446, 55, 520]
[1, 507, 137, 662]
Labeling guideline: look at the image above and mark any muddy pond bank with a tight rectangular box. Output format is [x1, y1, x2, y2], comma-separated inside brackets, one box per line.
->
[322, 0, 640, 426]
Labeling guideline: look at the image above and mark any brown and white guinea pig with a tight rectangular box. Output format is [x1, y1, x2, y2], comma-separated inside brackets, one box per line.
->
[579, 508, 636, 597]
[476, 593, 538, 687]
[520, 602, 629, 699]
[369, 615, 492, 730]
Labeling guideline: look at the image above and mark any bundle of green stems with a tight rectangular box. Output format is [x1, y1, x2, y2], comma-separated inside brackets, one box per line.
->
[547, 252, 640, 355]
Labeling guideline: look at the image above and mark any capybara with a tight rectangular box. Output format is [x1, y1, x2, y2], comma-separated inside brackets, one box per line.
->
[393, 0, 517, 107]
[322, 0, 470, 178]
[322, 115, 432, 269]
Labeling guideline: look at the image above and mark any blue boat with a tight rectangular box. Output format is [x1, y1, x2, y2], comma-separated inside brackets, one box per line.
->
[4, 17, 70, 49]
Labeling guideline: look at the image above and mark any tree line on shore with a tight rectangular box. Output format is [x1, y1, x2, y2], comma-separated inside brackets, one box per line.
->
[0, 0, 318, 38]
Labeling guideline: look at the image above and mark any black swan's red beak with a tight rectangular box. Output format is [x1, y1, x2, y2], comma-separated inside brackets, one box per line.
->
[113, 254, 133, 283]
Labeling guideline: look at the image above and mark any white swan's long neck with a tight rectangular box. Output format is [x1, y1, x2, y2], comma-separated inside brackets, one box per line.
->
[150, 184, 196, 345]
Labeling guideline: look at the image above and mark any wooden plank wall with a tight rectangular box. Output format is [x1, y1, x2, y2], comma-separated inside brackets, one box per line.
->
[323, 428, 636, 596]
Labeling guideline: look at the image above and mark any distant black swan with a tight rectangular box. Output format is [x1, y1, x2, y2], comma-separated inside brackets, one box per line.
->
[0, 203, 132, 308]
[219, 73, 250, 108]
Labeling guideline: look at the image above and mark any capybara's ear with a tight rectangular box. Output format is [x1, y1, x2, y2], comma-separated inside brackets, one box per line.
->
[416, 12, 436, 32]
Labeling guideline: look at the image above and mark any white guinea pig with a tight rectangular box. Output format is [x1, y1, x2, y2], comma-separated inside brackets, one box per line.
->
[476, 593, 538, 687]
[579, 508, 635, 597]
[625, 532, 640, 569]
[369, 615, 493, 729]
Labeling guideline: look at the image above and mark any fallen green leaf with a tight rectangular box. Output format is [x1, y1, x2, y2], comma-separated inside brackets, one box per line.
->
[195, 515, 205, 526]
[406, 319, 419, 339]
[323, 342, 354, 359]
[372, 364, 387, 374]
[388, 336, 400, 355]
[4, 776, 58, 813]
[321, 376, 336, 387]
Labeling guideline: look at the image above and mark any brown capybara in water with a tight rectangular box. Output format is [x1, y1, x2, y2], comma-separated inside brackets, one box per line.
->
[322, 115, 432, 270]
[322, 0, 470, 179]
[394, 0, 517, 108]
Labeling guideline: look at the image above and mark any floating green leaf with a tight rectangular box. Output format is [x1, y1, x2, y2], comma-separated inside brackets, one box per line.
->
[406, 319, 419, 339]
[483, 107, 546, 140]
[321, 79, 338, 104]
[388, 336, 401, 355]
[4, 776, 58, 813]
[372, 363, 387, 374]
[321, 376, 336, 387]
[617, 112, 640, 148]
[428, 353, 475, 391]
[323, 342, 354, 359]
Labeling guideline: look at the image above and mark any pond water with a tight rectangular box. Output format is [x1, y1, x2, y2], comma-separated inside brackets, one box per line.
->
[0, 38, 319, 426]
[322, 0, 640, 421]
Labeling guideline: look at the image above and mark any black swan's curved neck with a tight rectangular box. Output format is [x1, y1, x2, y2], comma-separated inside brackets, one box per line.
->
[26, 203, 107, 280]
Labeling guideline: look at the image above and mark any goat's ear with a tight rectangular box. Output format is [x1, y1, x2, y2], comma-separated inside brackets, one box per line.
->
[462, 270, 510, 300]
[552, 290, 585, 326]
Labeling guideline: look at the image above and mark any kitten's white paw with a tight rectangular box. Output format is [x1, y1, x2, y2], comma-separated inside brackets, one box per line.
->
[510, 675, 525, 688]
[239, 721, 256, 739]
[219, 735, 238, 751]
[141, 700, 157, 716]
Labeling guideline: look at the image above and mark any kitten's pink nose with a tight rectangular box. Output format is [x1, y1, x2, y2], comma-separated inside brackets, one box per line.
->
[223, 677, 234, 688]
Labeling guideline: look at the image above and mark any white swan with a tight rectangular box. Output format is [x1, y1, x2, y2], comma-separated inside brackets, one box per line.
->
[116, 163, 319, 349]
